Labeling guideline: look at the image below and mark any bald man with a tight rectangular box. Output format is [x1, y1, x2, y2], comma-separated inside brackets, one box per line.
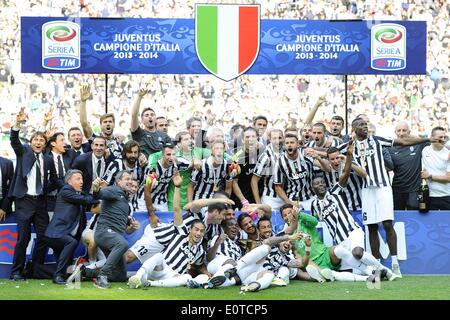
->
[388, 121, 429, 210]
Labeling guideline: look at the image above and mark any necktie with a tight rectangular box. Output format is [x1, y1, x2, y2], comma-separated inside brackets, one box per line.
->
[96, 159, 102, 178]
[57, 155, 64, 179]
[35, 153, 43, 195]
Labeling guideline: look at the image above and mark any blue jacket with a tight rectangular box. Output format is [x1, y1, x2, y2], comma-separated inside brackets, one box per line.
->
[8, 128, 58, 199]
[45, 184, 98, 239]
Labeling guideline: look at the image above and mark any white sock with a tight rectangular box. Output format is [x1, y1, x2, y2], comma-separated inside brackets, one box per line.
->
[149, 274, 191, 287]
[221, 278, 236, 287]
[256, 272, 275, 290]
[360, 252, 384, 269]
[89, 259, 96, 264]
[334, 246, 372, 275]
[277, 267, 290, 283]
[332, 271, 368, 282]
[193, 274, 209, 285]
[391, 256, 398, 265]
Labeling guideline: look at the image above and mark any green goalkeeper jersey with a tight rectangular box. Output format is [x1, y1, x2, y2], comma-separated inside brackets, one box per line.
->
[148, 147, 210, 211]
[295, 212, 329, 262]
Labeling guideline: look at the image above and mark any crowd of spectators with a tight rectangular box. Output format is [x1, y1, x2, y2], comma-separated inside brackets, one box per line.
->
[0, 0, 449, 159]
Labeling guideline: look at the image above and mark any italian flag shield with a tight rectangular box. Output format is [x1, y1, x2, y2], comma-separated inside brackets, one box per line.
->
[196, 4, 260, 81]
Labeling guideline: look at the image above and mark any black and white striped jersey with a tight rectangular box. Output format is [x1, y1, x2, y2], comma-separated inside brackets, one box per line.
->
[102, 159, 145, 185]
[253, 145, 281, 198]
[311, 183, 360, 245]
[263, 246, 295, 273]
[337, 136, 393, 188]
[150, 158, 191, 206]
[153, 207, 221, 248]
[90, 133, 123, 159]
[190, 157, 232, 200]
[161, 224, 205, 274]
[273, 150, 315, 201]
[323, 165, 363, 211]
[208, 235, 243, 262]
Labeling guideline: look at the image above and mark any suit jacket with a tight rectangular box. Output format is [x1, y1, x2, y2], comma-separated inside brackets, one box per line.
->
[45, 184, 98, 239]
[66, 142, 92, 156]
[8, 129, 58, 199]
[0, 156, 14, 213]
[71, 151, 115, 194]
[45, 148, 78, 189]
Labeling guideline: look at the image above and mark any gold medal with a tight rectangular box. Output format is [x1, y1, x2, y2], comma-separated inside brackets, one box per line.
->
[186, 263, 191, 271]
[213, 185, 219, 192]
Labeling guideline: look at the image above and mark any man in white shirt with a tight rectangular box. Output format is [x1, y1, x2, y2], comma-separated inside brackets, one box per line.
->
[421, 126, 450, 210]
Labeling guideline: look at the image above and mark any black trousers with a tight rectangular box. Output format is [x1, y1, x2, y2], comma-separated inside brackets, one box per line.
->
[430, 196, 450, 210]
[393, 190, 419, 210]
[44, 235, 78, 278]
[11, 196, 48, 276]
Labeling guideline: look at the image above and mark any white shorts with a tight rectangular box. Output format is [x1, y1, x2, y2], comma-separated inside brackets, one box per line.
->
[207, 255, 231, 275]
[337, 228, 365, 252]
[261, 195, 284, 211]
[361, 186, 394, 224]
[129, 224, 165, 263]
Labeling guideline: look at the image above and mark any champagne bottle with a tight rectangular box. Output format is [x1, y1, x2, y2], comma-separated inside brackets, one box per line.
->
[418, 178, 430, 213]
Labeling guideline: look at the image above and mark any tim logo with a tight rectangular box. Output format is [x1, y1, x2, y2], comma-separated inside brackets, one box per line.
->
[371, 24, 406, 71]
[42, 21, 80, 70]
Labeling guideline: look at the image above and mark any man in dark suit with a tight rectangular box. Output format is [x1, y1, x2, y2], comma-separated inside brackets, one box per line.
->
[8, 108, 58, 280]
[45, 132, 77, 212]
[0, 156, 14, 221]
[44, 169, 98, 284]
[71, 136, 114, 195]
[67, 127, 91, 157]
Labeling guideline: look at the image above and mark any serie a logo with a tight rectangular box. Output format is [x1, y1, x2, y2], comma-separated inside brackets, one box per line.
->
[370, 23, 406, 71]
[42, 21, 80, 70]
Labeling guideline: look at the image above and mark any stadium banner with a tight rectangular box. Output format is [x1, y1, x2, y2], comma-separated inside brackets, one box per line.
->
[0, 210, 448, 278]
[21, 16, 426, 76]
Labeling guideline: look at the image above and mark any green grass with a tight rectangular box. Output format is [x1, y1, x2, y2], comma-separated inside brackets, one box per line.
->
[0, 276, 449, 300]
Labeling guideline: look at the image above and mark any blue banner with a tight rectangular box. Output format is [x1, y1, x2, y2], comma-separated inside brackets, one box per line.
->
[21, 17, 426, 75]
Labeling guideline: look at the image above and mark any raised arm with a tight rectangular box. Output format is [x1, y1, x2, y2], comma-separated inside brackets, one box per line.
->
[79, 84, 93, 139]
[172, 172, 183, 227]
[184, 197, 235, 214]
[304, 95, 326, 125]
[10, 107, 27, 156]
[250, 175, 262, 204]
[263, 232, 302, 247]
[143, 183, 159, 227]
[131, 85, 149, 132]
[338, 138, 354, 187]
